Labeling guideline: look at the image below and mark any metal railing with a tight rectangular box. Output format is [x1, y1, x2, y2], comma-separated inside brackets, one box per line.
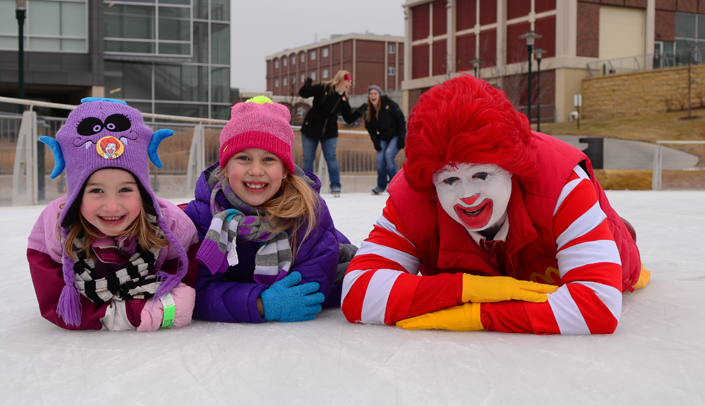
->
[0, 96, 394, 205]
[652, 140, 705, 190]
[587, 49, 705, 77]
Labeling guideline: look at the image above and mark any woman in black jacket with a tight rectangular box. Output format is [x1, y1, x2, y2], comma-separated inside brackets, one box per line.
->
[363, 85, 406, 195]
[299, 69, 362, 196]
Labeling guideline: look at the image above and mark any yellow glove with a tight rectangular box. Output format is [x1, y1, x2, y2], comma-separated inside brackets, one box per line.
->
[631, 264, 651, 290]
[462, 273, 558, 303]
[396, 303, 484, 331]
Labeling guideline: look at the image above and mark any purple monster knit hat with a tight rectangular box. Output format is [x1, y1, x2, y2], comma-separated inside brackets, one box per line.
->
[218, 96, 295, 174]
[40, 98, 189, 326]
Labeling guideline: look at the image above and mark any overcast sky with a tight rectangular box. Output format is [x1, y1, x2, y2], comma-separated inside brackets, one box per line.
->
[230, 0, 406, 92]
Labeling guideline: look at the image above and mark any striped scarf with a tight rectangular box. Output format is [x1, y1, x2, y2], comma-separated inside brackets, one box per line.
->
[70, 230, 162, 304]
[195, 175, 292, 285]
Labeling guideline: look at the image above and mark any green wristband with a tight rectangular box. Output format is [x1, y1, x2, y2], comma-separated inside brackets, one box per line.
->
[160, 294, 175, 328]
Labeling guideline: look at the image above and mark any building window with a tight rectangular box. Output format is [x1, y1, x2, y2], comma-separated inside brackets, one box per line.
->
[322, 47, 328, 57]
[388, 66, 396, 76]
[310, 50, 316, 60]
[275, 79, 279, 87]
[388, 43, 396, 54]
[300, 53, 305, 62]
[291, 56, 295, 65]
[283, 77, 287, 86]
[322, 69, 329, 79]
[292, 76, 296, 84]
[274, 59, 279, 68]
[674, 12, 705, 65]
[0, 0, 88, 52]
[104, 1, 193, 57]
[310, 71, 316, 81]
[296, 106, 307, 119]
[301, 74, 305, 83]
[283, 57, 287, 67]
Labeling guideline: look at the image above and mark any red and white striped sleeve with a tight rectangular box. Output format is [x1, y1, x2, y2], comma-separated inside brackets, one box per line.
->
[483, 165, 623, 334]
[341, 198, 464, 326]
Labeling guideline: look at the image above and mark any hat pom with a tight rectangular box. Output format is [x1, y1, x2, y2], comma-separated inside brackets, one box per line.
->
[57, 284, 82, 327]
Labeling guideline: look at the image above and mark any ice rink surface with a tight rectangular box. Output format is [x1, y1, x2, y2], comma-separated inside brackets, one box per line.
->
[1, 191, 704, 406]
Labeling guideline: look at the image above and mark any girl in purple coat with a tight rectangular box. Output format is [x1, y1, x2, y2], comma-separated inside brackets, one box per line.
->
[185, 96, 356, 323]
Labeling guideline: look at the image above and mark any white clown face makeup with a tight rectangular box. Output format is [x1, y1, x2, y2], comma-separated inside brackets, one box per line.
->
[433, 163, 512, 233]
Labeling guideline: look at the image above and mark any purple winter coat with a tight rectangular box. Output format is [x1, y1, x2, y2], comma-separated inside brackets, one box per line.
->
[184, 163, 349, 323]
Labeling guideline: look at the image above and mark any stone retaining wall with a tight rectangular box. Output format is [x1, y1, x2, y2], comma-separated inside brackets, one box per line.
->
[582, 65, 705, 120]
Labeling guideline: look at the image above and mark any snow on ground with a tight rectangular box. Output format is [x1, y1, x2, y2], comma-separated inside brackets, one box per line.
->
[1, 191, 704, 406]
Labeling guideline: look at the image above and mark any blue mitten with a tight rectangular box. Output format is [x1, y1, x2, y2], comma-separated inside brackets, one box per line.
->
[260, 271, 324, 322]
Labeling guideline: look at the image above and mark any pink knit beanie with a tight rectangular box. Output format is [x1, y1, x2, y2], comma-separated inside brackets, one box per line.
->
[219, 96, 295, 174]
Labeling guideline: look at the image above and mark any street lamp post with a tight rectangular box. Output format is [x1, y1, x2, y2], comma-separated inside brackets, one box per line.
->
[471, 57, 481, 78]
[519, 30, 542, 126]
[534, 48, 546, 132]
[16, 0, 26, 114]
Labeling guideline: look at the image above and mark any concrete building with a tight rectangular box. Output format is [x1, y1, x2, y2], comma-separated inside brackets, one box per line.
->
[401, 0, 705, 123]
[0, 0, 230, 119]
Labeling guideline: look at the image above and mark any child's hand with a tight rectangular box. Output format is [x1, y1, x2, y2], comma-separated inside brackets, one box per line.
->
[260, 271, 324, 322]
[137, 283, 196, 332]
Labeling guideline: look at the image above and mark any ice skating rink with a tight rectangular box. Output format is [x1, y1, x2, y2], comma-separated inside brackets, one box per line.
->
[1, 191, 704, 406]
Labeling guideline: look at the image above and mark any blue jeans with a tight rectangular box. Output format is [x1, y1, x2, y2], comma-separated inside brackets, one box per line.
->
[376, 137, 399, 190]
[301, 134, 341, 189]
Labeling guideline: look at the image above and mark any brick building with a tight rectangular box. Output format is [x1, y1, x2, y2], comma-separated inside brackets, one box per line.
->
[265, 33, 405, 98]
[402, 0, 705, 123]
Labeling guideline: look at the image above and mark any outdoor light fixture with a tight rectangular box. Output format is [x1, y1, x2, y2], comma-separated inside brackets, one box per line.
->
[519, 30, 542, 126]
[533, 47, 546, 132]
[471, 57, 481, 78]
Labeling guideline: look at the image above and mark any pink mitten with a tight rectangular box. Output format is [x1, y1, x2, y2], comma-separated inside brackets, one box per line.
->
[137, 283, 196, 332]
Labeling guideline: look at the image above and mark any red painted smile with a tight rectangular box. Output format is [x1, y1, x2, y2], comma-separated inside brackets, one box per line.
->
[454, 200, 493, 230]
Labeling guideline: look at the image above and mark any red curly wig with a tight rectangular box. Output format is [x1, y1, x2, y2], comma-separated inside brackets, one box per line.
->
[403, 74, 538, 196]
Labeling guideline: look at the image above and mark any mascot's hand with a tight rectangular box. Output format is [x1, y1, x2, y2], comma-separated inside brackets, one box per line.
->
[462, 274, 557, 303]
[396, 303, 484, 331]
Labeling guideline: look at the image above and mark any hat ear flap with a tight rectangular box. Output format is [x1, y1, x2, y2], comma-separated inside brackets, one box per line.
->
[148, 129, 174, 168]
[39, 136, 65, 179]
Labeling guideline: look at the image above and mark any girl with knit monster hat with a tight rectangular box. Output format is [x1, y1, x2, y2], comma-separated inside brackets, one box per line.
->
[27, 98, 200, 331]
[184, 96, 357, 324]
[341, 75, 650, 335]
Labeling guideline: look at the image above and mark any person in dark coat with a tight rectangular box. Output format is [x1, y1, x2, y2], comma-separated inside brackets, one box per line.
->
[184, 96, 357, 324]
[299, 69, 363, 196]
[363, 85, 407, 195]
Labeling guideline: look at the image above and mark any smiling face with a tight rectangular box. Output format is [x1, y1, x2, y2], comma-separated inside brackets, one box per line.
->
[433, 163, 512, 233]
[226, 148, 288, 207]
[79, 168, 142, 236]
[368, 89, 380, 107]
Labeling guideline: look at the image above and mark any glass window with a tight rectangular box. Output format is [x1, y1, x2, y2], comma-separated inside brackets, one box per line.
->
[699, 15, 705, 40]
[322, 47, 328, 57]
[301, 74, 305, 83]
[322, 69, 328, 79]
[105, 40, 155, 54]
[193, 0, 208, 19]
[30, 38, 61, 51]
[211, 67, 229, 103]
[105, 61, 153, 100]
[310, 50, 316, 60]
[291, 56, 295, 65]
[155, 103, 208, 119]
[61, 2, 87, 37]
[29, 2, 61, 36]
[283, 57, 287, 67]
[283, 77, 287, 86]
[275, 79, 279, 87]
[676, 13, 696, 39]
[159, 6, 190, 42]
[292, 76, 296, 84]
[193, 22, 208, 63]
[211, 105, 230, 120]
[388, 43, 396, 54]
[159, 42, 190, 55]
[210, 0, 229, 21]
[388, 66, 396, 75]
[275, 59, 279, 68]
[0, 1, 15, 35]
[210, 23, 229, 64]
[300, 53, 305, 62]
[310, 71, 316, 81]
[160, 0, 190, 4]
[105, 4, 155, 40]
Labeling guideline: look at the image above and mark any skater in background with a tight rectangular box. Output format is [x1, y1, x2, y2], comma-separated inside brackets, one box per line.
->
[298, 69, 364, 197]
[362, 85, 406, 195]
[342, 75, 650, 335]
[185, 96, 357, 324]
[28, 98, 199, 331]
